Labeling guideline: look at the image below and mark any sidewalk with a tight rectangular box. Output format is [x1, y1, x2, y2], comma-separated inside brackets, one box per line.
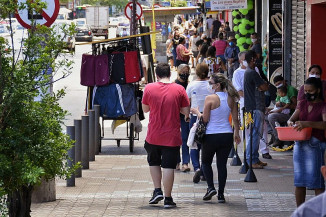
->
[31, 125, 314, 217]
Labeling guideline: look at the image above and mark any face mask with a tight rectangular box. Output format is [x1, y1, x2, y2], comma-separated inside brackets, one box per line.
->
[305, 92, 318, 101]
[243, 60, 248, 68]
[309, 74, 321, 79]
[179, 73, 189, 81]
[207, 83, 215, 94]
[276, 83, 283, 88]
[251, 38, 257, 43]
[229, 42, 234, 46]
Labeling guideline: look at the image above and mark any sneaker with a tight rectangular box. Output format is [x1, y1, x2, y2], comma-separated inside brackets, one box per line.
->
[257, 160, 267, 166]
[251, 163, 264, 169]
[203, 188, 217, 201]
[200, 176, 206, 181]
[262, 153, 272, 159]
[272, 139, 283, 148]
[181, 164, 190, 172]
[149, 190, 164, 204]
[217, 194, 226, 203]
[175, 163, 180, 171]
[193, 169, 201, 183]
[164, 198, 176, 208]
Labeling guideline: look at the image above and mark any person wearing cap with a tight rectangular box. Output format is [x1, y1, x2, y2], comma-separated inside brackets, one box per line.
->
[268, 75, 298, 148]
[224, 36, 240, 80]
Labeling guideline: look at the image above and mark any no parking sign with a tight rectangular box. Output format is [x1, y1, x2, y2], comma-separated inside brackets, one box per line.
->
[15, 0, 60, 29]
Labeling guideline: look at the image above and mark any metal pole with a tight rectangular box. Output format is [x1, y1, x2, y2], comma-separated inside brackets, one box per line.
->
[131, 0, 137, 36]
[81, 115, 89, 169]
[67, 126, 75, 187]
[94, 105, 100, 155]
[74, 119, 82, 178]
[239, 107, 249, 174]
[89, 110, 95, 161]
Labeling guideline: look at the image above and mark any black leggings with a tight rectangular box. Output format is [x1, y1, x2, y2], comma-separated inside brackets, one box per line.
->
[201, 133, 233, 194]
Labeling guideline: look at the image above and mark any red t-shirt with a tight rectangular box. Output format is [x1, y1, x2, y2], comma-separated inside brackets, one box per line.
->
[142, 82, 190, 147]
[212, 40, 228, 56]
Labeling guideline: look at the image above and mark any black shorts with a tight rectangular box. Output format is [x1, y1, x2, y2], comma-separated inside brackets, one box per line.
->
[144, 141, 179, 169]
[192, 51, 199, 58]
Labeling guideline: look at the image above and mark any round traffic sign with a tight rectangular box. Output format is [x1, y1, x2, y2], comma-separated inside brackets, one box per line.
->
[124, 2, 143, 21]
[15, 0, 60, 29]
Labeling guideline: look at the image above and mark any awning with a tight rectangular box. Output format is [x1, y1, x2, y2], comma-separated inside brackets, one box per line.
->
[143, 6, 199, 22]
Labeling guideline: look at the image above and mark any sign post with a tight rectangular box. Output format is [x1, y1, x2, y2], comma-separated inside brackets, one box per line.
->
[15, 0, 60, 29]
[124, 2, 143, 21]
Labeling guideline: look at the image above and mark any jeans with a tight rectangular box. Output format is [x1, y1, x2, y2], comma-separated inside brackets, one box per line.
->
[172, 48, 177, 66]
[268, 112, 290, 140]
[246, 110, 264, 165]
[202, 133, 233, 194]
[179, 116, 190, 165]
[216, 55, 226, 64]
[189, 115, 202, 171]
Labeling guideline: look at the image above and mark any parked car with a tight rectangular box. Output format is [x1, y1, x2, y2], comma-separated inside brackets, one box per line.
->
[75, 27, 93, 42]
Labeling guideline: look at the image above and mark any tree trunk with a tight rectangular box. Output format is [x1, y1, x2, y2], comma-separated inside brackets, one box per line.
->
[8, 185, 33, 217]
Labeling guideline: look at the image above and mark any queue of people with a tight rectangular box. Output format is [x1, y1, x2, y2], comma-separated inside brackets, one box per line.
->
[145, 18, 326, 210]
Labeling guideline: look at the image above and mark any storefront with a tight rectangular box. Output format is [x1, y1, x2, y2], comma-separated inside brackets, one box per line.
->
[306, 0, 326, 80]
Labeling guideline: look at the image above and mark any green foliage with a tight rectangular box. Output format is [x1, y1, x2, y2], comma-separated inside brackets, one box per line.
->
[81, 0, 129, 10]
[0, 0, 79, 212]
[171, 0, 187, 7]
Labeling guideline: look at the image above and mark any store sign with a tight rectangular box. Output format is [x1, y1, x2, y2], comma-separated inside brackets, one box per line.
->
[210, 0, 247, 11]
[268, 0, 283, 79]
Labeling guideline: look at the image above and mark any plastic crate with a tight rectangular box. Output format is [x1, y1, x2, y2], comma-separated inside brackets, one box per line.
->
[275, 127, 312, 141]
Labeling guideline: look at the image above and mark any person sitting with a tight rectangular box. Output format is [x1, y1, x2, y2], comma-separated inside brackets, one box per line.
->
[287, 77, 326, 207]
[269, 85, 291, 115]
[268, 75, 298, 148]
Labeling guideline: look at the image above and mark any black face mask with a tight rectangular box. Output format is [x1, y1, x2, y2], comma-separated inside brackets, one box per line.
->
[305, 92, 318, 101]
[179, 73, 189, 81]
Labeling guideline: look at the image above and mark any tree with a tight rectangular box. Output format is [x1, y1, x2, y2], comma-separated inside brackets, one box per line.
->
[0, 1, 78, 216]
[81, 0, 129, 10]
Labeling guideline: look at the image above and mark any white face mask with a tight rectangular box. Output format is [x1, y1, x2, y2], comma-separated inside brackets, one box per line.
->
[251, 38, 257, 43]
[207, 83, 215, 94]
[309, 74, 321, 79]
[243, 60, 248, 68]
[276, 83, 283, 88]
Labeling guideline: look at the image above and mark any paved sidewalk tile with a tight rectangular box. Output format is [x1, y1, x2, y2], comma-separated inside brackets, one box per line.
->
[31, 127, 312, 216]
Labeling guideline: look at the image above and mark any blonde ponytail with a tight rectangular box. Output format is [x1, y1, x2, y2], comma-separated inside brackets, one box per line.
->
[211, 74, 240, 102]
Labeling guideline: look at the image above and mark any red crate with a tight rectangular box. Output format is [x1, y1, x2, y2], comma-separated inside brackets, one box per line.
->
[276, 127, 312, 141]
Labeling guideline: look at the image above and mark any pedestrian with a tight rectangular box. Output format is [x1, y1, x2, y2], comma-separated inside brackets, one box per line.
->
[224, 36, 240, 80]
[183, 29, 190, 49]
[167, 31, 180, 70]
[186, 62, 211, 183]
[243, 50, 269, 169]
[287, 77, 326, 207]
[211, 16, 221, 40]
[206, 15, 214, 38]
[197, 42, 209, 64]
[224, 21, 230, 32]
[189, 30, 200, 68]
[212, 32, 228, 64]
[191, 73, 241, 203]
[166, 33, 174, 69]
[268, 75, 298, 148]
[174, 64, 191, 172]
[291, 152, 326, 217]
[297, 64, 326, 103]
[176, 37, 192, 67]
[250, 32, 263, 70]
[204, 46, 226, 77]
[142, 63, 190, 208]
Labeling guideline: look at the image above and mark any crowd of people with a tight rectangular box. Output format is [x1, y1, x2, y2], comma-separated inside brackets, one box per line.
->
[141, 15, 326, 212]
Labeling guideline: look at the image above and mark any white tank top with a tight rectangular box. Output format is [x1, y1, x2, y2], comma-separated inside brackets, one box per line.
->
[206, 92, 233, 134]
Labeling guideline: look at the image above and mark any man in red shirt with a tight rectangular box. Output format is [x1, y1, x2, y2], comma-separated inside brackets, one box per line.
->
[142, 63, 190, 208]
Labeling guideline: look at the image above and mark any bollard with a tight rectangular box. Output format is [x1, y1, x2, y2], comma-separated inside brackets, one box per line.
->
[89, 110, 95, 161]
[94, 105, 100, 155]
[81, 115, 89, 169]
[67, 126, 75, 187]
[244, 111, 257, 182]
[74, 119, 82, 178]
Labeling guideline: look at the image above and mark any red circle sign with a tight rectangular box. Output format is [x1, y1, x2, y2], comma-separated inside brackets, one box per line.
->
[15, 0, 60, 29]
[124, 2, 143, 21]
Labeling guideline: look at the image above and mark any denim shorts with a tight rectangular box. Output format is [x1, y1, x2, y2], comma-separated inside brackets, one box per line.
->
[293, 137, 326, 189]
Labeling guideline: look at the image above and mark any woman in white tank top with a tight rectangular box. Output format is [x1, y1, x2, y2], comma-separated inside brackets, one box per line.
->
[191, 73, 241, 203]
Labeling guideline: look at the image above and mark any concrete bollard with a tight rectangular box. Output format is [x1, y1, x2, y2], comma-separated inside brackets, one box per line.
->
[66, 126, 75, 187]
[94, 105, 100, 155]
[74, 119, 82, 178]
[81, 115, 89, 169]
[89, 110, 95, 161]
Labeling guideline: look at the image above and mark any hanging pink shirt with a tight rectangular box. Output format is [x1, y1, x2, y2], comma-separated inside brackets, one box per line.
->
[212, 40, 228, 56]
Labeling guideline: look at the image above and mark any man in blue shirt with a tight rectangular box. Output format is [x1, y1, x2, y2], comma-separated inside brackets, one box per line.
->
[224, 36, 240, 80]
[291, 152, 326, 217]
